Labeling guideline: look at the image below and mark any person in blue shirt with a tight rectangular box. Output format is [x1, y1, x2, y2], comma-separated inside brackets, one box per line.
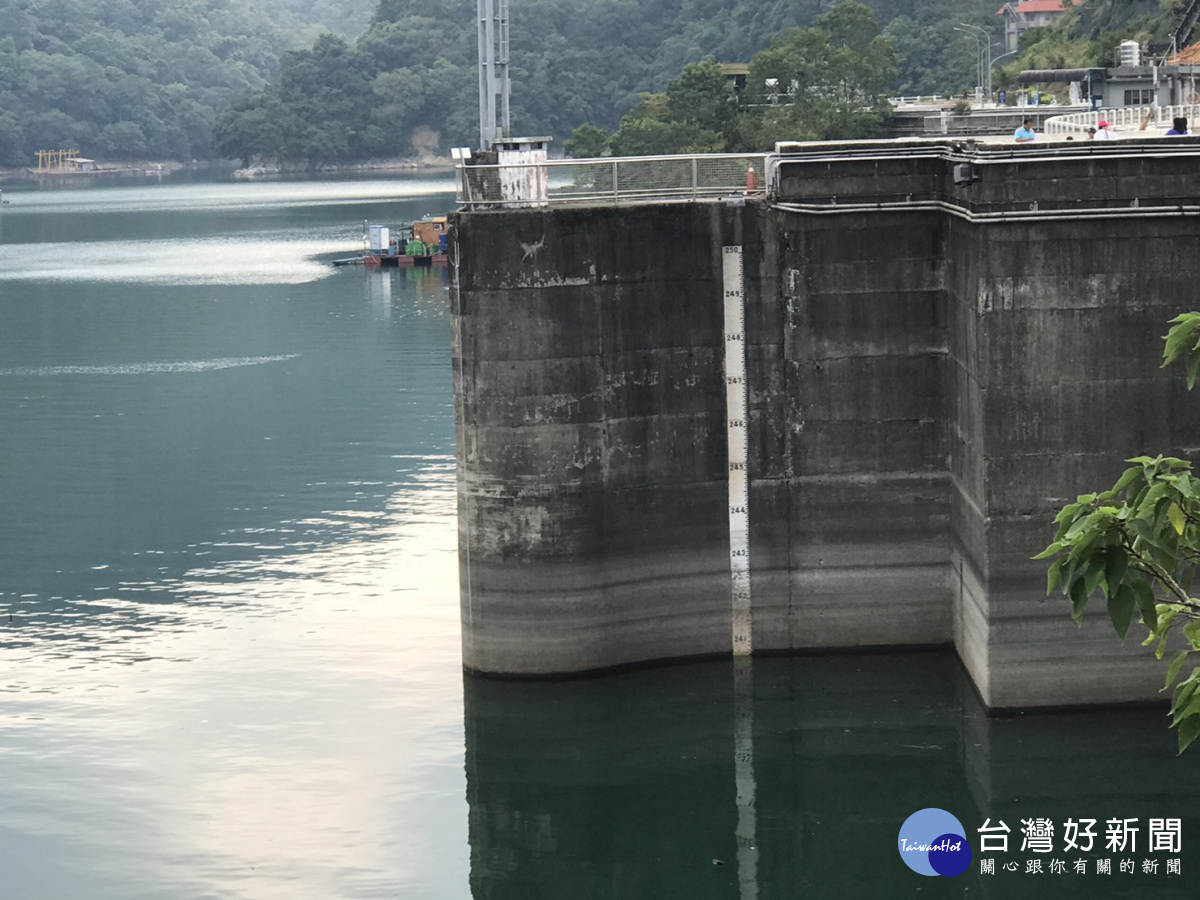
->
[1167, 117, 1189, 135]
[1014, 118, 1037, 142]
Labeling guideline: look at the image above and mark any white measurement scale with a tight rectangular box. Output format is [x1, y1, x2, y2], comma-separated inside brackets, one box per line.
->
[722, 245, 753, 655]
[724, 245, 758, 899]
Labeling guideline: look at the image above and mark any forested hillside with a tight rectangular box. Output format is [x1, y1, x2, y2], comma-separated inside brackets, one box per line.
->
[215, 0, 1006, 166]
[1, 0, 1167, 168]
[0, 0, 295, 165]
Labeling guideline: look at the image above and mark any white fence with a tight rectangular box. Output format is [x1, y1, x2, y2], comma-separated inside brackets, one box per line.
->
[456, 153, 770, 209]
[1043, 104, 1200, 135]
[891, 96, 956, 107]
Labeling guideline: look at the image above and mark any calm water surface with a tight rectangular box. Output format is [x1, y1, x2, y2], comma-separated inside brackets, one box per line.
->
[1, 173, 1198, 899]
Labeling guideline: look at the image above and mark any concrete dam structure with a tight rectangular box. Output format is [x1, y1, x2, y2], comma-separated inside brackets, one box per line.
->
[451, 138, 1200, 710]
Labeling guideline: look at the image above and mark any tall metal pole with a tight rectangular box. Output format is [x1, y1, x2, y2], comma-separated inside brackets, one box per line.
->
[497, 0, 510, 140]
[477, 0, 493, 149]
[991, 47, 1019, 104]
[956, 27, 985, 99]
[477, 0, 511, 149]
[959, 23, 995, 101]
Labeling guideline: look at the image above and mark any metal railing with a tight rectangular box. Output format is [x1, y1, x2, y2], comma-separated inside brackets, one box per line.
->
[891, 95, 956, 107]
[456, 153, 770, 209]
[1043, 104, 1200, 135]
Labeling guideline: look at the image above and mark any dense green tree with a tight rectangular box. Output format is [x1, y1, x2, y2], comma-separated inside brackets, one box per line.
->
[563, 123, 609, 158]
[96, 121, 148, 158]
[606, 92, 726, 155]
[213, 89, 290, 165]
[740, 1, 898, 146]
[666, 59, 737, 137]
[0, 109, 26, 166]
[0, 0, 292, 164]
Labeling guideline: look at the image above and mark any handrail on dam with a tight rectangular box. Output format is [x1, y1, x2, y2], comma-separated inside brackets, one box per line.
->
[455, 138, 1200, 212]
[455, 152, 771, 210]
[1043, 103, 1200, 135]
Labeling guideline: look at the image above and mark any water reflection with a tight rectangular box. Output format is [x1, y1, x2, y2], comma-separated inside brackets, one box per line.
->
[0, 176, 458, 214]
[0, 176, 468, 899]
[365, 266, 450, 317]
[464, 652, 1200, 899]
[0, 474, 467, 900]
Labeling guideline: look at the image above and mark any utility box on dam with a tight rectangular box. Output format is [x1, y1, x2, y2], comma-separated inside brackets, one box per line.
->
[451, 138, 1200, 711]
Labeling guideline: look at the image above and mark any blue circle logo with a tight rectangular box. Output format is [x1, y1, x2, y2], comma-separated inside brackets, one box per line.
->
[898, 808, 972, 877]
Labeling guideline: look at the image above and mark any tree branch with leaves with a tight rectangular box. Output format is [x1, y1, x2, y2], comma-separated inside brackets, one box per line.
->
[1038, 313, 1200, 751]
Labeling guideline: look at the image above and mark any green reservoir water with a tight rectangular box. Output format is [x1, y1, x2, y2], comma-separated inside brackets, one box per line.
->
[0, 173, 1198, 899]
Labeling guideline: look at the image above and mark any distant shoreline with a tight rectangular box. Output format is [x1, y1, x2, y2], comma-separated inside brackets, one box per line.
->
[0, 157, 455, 182]
[0, 160, 187, 181]
[233, 157, 454, 177]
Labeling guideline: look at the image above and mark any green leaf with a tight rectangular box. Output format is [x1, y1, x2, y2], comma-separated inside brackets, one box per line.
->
[1134, 581, 1158, 633]
[1178, 714, 1200, 752]
[1084, 557, 1106, 598]
[1107, 583, 1136, 641]
[1032, 541, 1064, 561]
[1111, 466, 1143, 495]
[1066, 533, 1100, 566]
[1174, 690, 1200, 728]
[1152, 545, 1179, 574]
[1185, 619, 1200, 650]
[1137, 482, 1168, 519]
[1170, 673, 1199, 717]
[1166, 650, 1189, 690]
[1187, 347, 1200, 390]
[1103, 546, 1127, 598]
[1055, 502, 1081, 524]
[1169, 502, 1186, 536]
[1065, 510, 1102, 541]
[1131, 518, 1165, 550]
[1157, 606, 1184, 659]
[1177, 475, 1196, 499]
[1047, 558, 1064, 595]
[1162, 315, 1200, 367]
[1070, 576, 1089, 625]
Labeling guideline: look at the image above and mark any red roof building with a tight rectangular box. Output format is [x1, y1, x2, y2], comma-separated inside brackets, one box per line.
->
[997, 0, 1081, 53]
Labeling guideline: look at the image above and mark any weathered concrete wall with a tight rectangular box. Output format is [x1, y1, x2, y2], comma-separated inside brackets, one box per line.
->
[453, 206, 734, 675]
[948, 215, 1200, 709]
[453, 139, 1200, 708]
[751, 208, 951, 652]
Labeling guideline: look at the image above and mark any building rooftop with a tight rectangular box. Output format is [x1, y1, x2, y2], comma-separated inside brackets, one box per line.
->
[1172, 43, 1200, 64]
[998, 0, 1079, 15]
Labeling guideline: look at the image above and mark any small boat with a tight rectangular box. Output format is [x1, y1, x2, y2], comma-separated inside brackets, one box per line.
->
[334, 218, 449, 269]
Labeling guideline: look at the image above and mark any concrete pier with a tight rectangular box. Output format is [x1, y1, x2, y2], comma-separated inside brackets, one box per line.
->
[452, 138, 1200, 709]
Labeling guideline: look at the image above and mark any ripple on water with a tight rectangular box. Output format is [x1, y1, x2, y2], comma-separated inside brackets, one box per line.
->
[0, 355, 301, 376]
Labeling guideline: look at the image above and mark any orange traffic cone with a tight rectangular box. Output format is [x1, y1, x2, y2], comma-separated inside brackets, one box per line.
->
[746, 163, 758, 193]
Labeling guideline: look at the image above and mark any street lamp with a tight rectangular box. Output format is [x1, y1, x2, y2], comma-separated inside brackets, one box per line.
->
[958, 22, 998, 102]
[989, 48, 1019, 105]
[955, 27, 986, 103]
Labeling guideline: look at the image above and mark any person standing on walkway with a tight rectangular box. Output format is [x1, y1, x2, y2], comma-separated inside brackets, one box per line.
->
[1094, 120, 1117, 140]
[1014, 118, 1037, 142]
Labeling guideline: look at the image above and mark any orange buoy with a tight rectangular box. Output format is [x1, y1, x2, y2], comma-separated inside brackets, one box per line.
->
[746, 163, 758, 193]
